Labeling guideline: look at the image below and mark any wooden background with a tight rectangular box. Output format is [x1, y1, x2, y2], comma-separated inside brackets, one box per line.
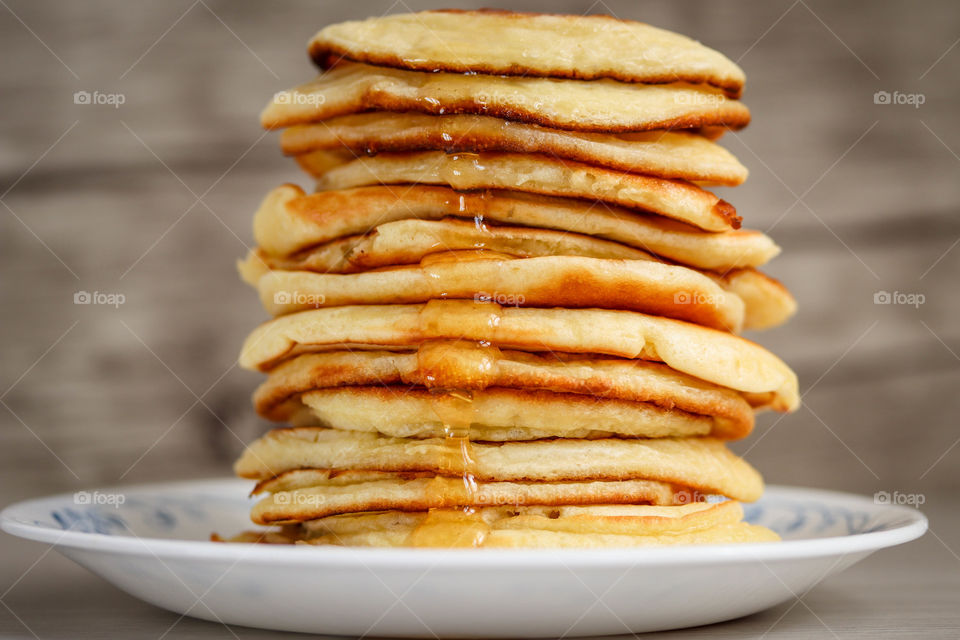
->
[1, 0, 959, 636]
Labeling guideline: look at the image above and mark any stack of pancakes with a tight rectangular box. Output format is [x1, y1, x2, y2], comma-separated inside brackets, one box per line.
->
[229, 10, 798, 548]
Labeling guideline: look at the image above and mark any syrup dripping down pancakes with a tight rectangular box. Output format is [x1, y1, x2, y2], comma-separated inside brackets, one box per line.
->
[220, 9, 798, 548]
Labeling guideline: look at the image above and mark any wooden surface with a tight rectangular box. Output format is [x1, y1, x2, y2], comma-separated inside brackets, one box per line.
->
[1, 0, 959, 637]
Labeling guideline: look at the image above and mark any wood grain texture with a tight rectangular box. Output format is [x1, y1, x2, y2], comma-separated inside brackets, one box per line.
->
[1, 0, 958, 636]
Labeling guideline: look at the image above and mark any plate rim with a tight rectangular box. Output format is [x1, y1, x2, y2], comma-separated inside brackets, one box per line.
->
[0, 478, 928, 567]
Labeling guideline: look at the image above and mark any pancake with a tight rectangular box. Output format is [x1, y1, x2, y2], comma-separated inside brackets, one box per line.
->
[282, 520, 777, 547]
[302, 498, 741, 536]
[299, 515, 778, 548]
[723, 269, 797, 331]
[251, 253, 746, 331]
[280, 112, 748, 185]
[242, 217, 650, 272]
[252, 185, 779, 271]
[253, 470, 693, 509]
[293, 387, 729, 440]
[221, 501, 779, 547]
[309, 10, 746, 96]
[252, 346, 756, 438]
[249, 472, 683, 523]
[238, 300, 799, 411]
[300, 501, 775, 547]
[302, 150, 740, 232]
[261, 61, 751, 133]
[239, 242, 795, 331]
[233, 427, 765, 502]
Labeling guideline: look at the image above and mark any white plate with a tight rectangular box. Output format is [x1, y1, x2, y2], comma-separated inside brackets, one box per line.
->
[1, 479, 926, 637]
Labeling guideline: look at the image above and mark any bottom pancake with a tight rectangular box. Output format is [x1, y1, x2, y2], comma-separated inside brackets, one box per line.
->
[218, 501, 778, 548]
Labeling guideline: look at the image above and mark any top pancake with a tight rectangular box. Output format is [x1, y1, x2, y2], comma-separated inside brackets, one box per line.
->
[261, 62, 750, 133]
[308, 10, 746, 97]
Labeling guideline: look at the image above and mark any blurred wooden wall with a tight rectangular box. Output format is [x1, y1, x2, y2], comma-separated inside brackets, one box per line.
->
[1, 0, 958, 511]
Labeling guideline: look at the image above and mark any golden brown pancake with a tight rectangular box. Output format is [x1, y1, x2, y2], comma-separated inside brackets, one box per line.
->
[250, 253, 747, 331]
[239, 242, 795, 331]
[243, 217, 650, 272]
[252, 185, 780, 271]
[252, 346, 756, 438]
[308, 10, 746, 96]
[249, 472, 683, 524]
[261, 62, 751, 133]
[302, 150, 741, 232]
[293, 387, 712, 440]
[722, 268, 797, 331]
[280, 112, 748, 185]
[300, 519, 778, 547]
[302, 501, 765, 543]
[234, 427, 765, 502]
[238, 300, 799, 411]
[304, 516, 777, 547]
[222, 501, 779, 547]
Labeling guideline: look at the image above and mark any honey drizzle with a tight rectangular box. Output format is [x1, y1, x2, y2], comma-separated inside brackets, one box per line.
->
[407, 339, 499, 547]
